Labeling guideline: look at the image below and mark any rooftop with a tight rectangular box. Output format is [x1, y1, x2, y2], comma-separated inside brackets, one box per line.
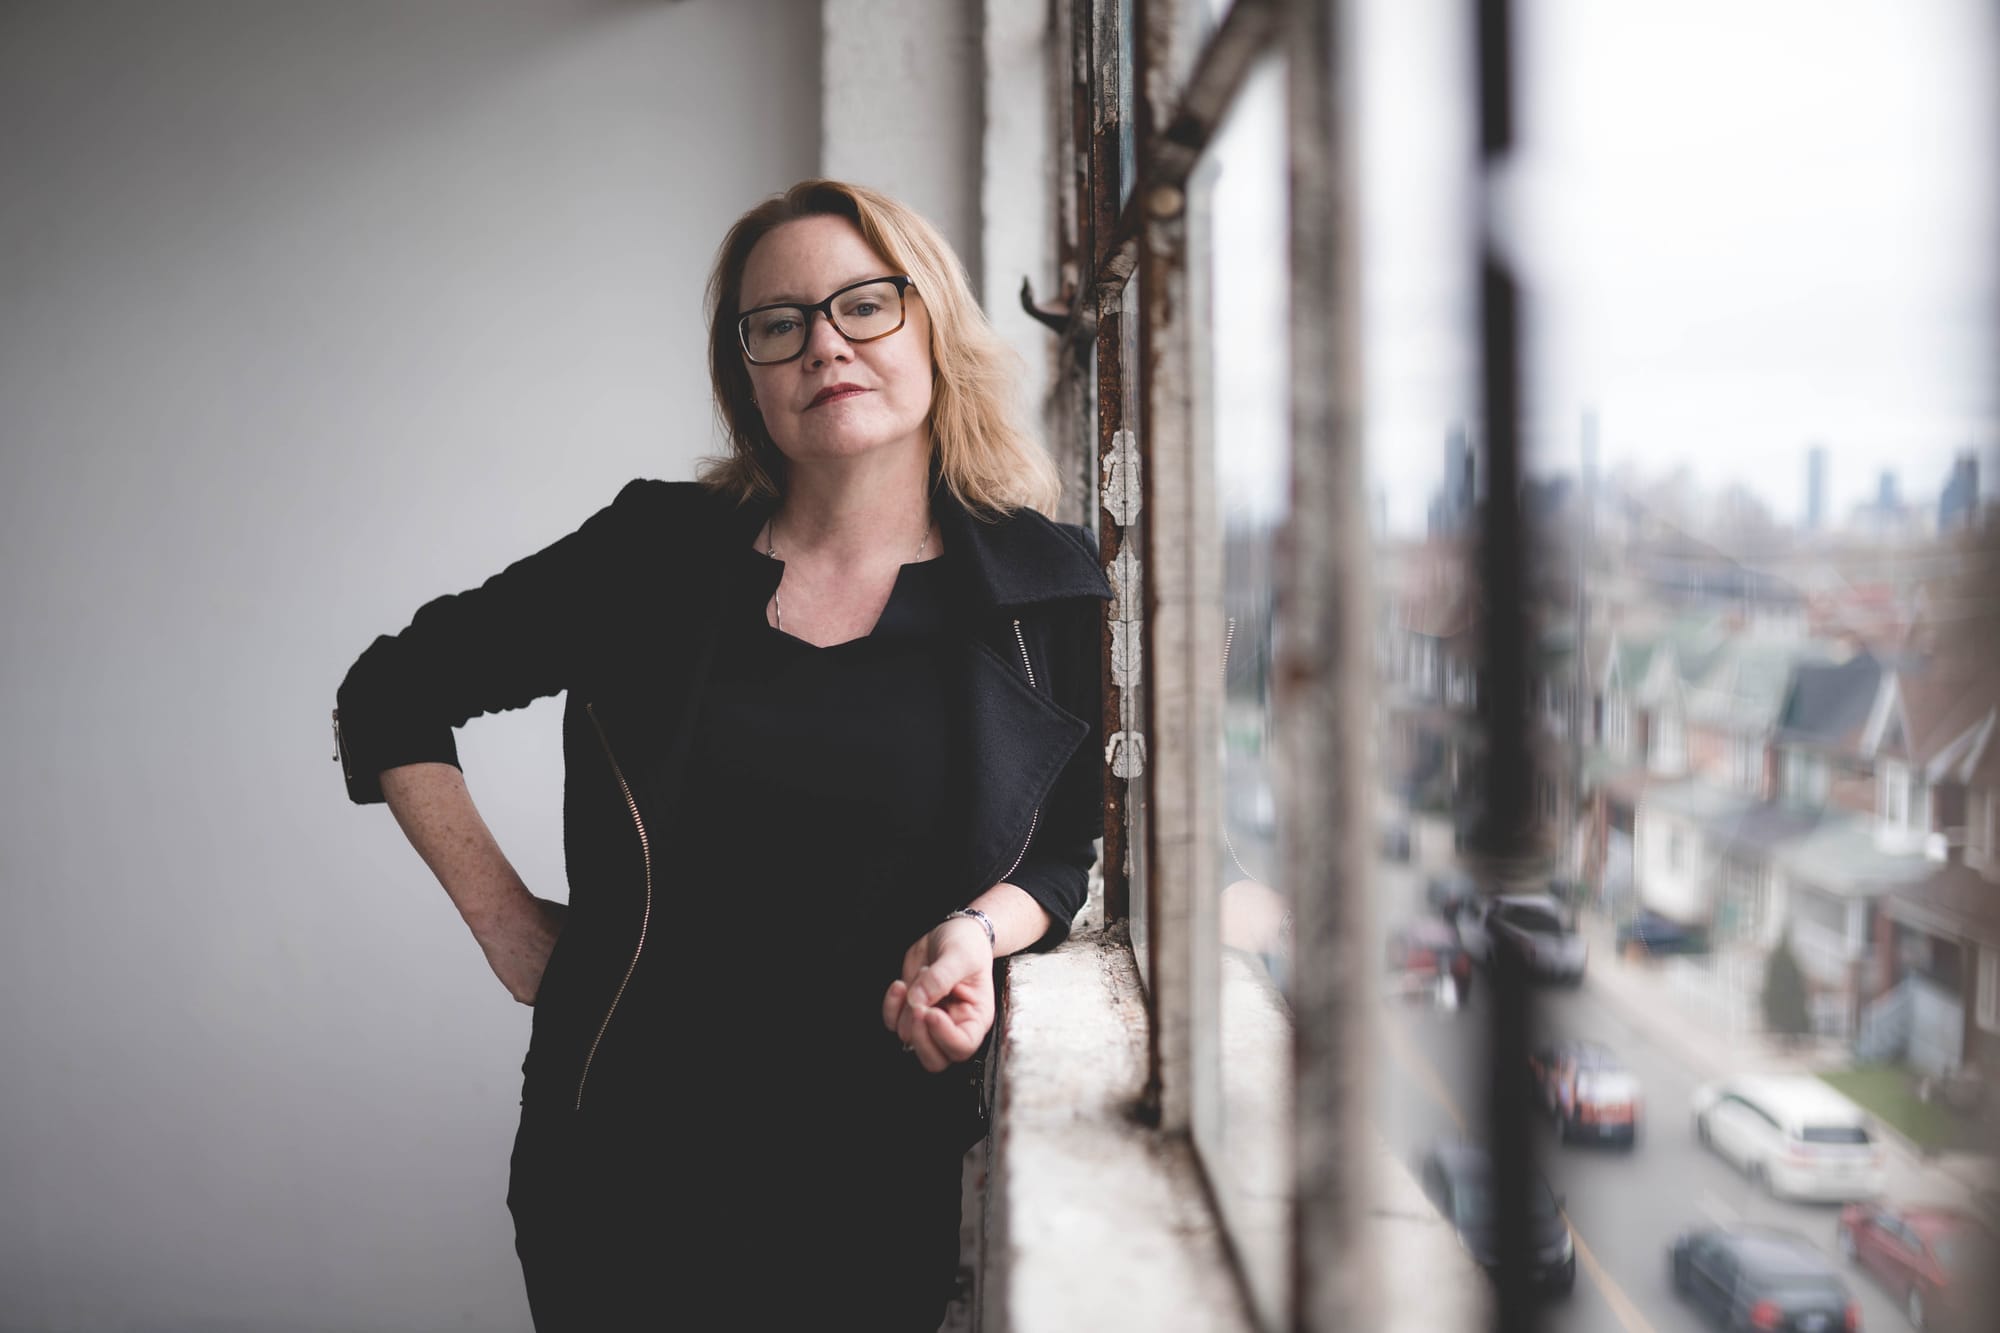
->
[1884, 860, 2000, 950]
[1772, 813, 1933, 898]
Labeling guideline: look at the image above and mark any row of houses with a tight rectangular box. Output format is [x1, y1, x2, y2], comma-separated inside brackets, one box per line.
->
[1378, 536, 2000, 1079]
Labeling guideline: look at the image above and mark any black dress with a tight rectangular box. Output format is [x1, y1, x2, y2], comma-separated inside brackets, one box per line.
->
[508, 544, 979, 1331]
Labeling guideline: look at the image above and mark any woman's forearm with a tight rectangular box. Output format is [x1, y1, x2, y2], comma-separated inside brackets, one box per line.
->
[380, 763, 533, 927]
[963, 882, 1054, 959]
[379, 762, 563, 1003]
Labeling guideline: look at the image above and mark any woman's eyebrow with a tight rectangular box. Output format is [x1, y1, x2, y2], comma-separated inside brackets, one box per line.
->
[745, 274, 882, 307]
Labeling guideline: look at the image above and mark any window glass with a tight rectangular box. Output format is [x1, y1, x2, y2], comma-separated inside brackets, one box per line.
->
[1800, 1125, 1871, 1145]
[1116, 0, 1136, 213]
[1199, 53, 1291, 1331]
[1501, 0, 1995, 1312]
[1076, 0, 1998, 1326]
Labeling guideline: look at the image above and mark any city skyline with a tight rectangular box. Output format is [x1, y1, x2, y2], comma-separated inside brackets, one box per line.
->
[1358, 0, 1998, 537]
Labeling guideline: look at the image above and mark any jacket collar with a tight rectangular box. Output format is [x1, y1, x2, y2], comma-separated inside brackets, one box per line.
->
[718, 477, 1111, 611]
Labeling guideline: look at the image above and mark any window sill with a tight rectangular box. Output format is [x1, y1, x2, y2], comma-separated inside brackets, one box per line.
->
[980, 928, 1488, 1331]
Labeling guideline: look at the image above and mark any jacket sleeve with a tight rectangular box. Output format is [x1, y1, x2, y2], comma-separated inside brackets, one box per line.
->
[1006, 591, 1108, 951]
[333, 479, 653, 804]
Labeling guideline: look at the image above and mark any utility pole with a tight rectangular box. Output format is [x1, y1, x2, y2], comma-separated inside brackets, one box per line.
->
[1570, 410, 1596, 897]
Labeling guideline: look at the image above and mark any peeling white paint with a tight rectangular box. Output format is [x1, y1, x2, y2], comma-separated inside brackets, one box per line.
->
[1110, 620, 1143, 691]
[1102, 428, 1142, 526]
[1106, 730, 1147, 779]
[1109, 544, 1142, 620]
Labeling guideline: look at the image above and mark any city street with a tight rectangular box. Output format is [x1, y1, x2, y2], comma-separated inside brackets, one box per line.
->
[1373, 857, 1927, 1333]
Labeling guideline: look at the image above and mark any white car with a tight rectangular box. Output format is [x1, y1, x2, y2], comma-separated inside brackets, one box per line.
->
[1691, 1075, 1884, 1201]
[1455, 893, 1588, 983]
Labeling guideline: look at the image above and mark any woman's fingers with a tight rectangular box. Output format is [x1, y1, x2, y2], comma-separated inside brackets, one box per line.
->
[925, 1002, 989, 1064]
[881, 978, 908, 1033]
[897, 991, 949, 1070]
[885, 923, 997, 1070]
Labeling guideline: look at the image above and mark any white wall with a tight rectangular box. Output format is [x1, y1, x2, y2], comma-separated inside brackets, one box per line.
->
[0, 2, 818, 1329]
[1636, 807, 1710, 923]
[822, 0, 983, 293]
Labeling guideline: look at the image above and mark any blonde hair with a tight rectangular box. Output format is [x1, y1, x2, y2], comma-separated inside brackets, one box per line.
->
[700, 179, 1060, 517]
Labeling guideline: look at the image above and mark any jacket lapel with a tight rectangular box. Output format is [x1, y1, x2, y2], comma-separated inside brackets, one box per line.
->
[960, 632, 1090, 895]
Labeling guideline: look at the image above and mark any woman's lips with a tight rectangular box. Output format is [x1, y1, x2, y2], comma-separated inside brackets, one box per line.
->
[807, 387, 868, 409]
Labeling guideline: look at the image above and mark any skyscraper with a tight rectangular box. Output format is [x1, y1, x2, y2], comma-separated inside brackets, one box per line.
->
[1939, 452, 1979, 533]
[1427, 424, 1477, 537]
[1805, 445, 1827, 532]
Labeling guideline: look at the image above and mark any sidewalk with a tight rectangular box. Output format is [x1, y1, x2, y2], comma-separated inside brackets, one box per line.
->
[1575, 910, 1997, 1212]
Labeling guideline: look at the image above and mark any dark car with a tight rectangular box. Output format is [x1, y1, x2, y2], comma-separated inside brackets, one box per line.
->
[1616, 909, 1710, 959]
[1669, 1226, 1858, 1332]
[1528, 1039, 1642, 1147]
[1386, 918, 1472, 1005]
[1419, 1141, 1575, 1295]
[1837, 1202, 1992, 1330]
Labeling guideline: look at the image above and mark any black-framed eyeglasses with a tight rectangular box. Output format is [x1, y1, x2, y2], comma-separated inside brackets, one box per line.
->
[736, 275, 916, 366]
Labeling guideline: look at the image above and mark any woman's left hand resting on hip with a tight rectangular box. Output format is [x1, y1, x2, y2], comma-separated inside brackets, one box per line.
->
[881, 884, 1053, 1073]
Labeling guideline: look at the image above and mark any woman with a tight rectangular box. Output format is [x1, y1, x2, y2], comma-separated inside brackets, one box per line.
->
[333, 179, 1109, 1329]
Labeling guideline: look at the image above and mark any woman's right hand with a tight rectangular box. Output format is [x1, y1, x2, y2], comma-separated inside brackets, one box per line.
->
[475, 894, 569, 1005]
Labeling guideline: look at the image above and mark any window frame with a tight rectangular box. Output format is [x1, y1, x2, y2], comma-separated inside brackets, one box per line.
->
[1978, 947, 2000, 1034]
[1044, 2, 1375, 1328]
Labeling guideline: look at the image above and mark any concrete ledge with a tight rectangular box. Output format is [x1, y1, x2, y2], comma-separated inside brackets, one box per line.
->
[984, 929, 1254, 1333]
[983, 927, 1490, 1332]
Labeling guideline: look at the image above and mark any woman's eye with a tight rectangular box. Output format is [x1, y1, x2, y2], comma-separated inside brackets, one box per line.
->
[761, 317, 798, 337]
[849, 301, 881, 317]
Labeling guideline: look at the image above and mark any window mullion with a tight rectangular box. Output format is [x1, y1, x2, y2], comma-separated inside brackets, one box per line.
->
[1132, 0, 1220, 1142]
[1280, 2, 1376, 1330]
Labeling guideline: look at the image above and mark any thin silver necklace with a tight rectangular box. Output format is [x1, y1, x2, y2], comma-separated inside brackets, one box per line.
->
[764, 512, 933, 632]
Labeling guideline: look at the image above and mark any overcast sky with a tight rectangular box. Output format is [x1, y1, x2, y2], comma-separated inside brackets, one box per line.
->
[1353, 0, 1999, 534]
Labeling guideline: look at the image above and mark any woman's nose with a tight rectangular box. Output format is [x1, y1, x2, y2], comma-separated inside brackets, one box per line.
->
[802, 310, 853, 368]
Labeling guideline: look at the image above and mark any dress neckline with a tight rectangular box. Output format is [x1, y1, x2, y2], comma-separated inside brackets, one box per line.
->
[744, 547, 952, 649]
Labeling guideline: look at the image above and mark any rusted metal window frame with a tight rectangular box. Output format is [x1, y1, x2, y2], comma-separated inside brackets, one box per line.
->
[1047, 0, 1288, 1104]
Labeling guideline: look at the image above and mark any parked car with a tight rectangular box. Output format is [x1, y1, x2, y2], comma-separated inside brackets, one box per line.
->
[1457, 893, 1588, 984]
[1669, 1225, 1860, 1332]
[1691, 1075, 1884, 1202]
[1385, 918, 1472, 1005]
[1836, 1202, 1991, 1330]
[1616, 908, 1711, 958]
[1528, 1039, 1642, 1147]
[1418, 1140, 1575, 1295]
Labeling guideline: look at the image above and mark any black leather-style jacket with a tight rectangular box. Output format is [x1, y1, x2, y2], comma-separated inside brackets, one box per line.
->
[335, 479, 1111, 1113]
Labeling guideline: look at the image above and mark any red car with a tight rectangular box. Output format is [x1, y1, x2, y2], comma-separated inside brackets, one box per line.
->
[1836, 1202, 1991, 1329]
[1386, 918, 1472, 1004]
[1528, 1039, 1642, 1147]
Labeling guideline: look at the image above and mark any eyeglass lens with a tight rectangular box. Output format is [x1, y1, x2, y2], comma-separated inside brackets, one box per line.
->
[741, 280, 905, 364]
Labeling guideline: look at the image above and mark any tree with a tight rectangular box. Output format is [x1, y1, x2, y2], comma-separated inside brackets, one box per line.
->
[1761, 934, 1812, 1042]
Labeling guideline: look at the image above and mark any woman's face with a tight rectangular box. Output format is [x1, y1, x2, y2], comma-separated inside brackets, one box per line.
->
[738, 215, 935, 471]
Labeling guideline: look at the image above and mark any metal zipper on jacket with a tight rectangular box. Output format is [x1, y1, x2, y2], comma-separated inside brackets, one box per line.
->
[1000, 619, 1041, 884]
[577, 702, 654, 1111]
